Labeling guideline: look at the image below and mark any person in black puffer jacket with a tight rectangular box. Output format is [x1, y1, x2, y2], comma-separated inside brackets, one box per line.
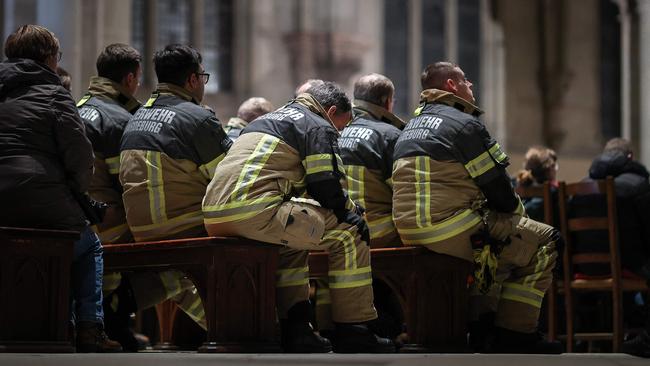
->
[572, 138, 650, 357]
[0, 25, 120, 352]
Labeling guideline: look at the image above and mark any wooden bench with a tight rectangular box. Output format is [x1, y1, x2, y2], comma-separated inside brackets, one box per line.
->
[102, 237, 280, 353]
[309, 246, 473, 352]
[0, 227, 78, 353]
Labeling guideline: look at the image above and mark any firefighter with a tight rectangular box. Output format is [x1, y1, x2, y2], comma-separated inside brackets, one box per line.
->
[203, 81, 395, 353]
[339, 73, 405, 248]
[119, 44, 231, 335]
[223, 97, 274, 141]
[392, 62, 561, 353]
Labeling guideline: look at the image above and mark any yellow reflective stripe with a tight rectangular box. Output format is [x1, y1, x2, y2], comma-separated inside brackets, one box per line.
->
[514, 195, 526, 216]
[465, 150, 496, 179]
[328, 266, 372, 289]
[414, 156, 431, 227]
[303, 153, 335, 175]
[276, 267, 309, 288]
[323, 229, 357, 270]
[345, 165, 365, 209]
[97, 223, 129, 243]
[159, 270, 182, 298]
[501, 282, 544, 308]
[335, 153, 346, 176]
[146, 151, 167, 223]
[488, 143, 508, 164]
[398, 209, 482, 244]
[130, 210, 203, 234]
[198, 153, 225, 180]
[203, 195, 283, 224]
[413, 105, 423, 116]
[76, 94, 91, 107]
[232, 135, 280, 201]
[368, 216, 395, 239]
[144, 93, 158, 107]
[316, 288, 331, 305]
[106, 156, 120, 175]
[523, 244, 551, 287]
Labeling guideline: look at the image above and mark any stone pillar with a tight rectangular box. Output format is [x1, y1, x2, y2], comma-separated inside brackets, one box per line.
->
[143, 0, 157, 88]
[446, 0, 458, 62]
[637, 0, 650, 166]
[480, 0, 506, 146]
[101, 0, 132, 45]
[408, 0, 422, 110]
[189, 0, 204, 51]
[617, 0, 632, 141]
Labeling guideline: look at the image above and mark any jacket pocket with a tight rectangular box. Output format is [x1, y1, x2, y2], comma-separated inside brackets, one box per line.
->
[279, 203, 325, 249]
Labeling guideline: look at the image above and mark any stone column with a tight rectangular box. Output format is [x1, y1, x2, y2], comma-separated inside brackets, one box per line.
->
[446, 0, 458, 62]
[408, 0, 422, 110]
[637, 0, 650, 166]
[616, 0, 632, 141]
[189, 0, 204, 51]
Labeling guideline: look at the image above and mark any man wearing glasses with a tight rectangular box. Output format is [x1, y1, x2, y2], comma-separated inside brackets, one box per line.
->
[119, 44, 231, 333]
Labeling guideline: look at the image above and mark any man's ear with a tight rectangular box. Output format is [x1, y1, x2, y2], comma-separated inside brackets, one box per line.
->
[326, 105, 337, 118]
[444, 78, 457, 94]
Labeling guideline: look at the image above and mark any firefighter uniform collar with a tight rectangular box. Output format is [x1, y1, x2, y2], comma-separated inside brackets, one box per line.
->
[353, 100, 405, 130]
[156, 83, 200, 105]
[418, 88, 484, 117]
[226, 116, 248, 129]
[293, 93, 338, 130]
[87, 76, 141, 113]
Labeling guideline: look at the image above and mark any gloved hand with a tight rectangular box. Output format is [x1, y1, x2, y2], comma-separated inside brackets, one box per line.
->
[353, 202, 366, 216]
[344, 211, 370, 246]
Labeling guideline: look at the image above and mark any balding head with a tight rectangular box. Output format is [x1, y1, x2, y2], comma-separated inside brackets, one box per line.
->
[237, 97, 274, 122]
[353, 73, 394, 111]
[295, 79, 325, 97]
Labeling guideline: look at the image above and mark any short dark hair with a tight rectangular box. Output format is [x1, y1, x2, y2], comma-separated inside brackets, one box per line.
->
[604, 137, 633, 156]
[96, 43, 141, 83]
[421, 61, 462, 90]
[353, 73, 394, 107]
[56, 66, 71, 91]
[306, 81, 351, 113]
[153, 44, 202, 86]
[4, 24, 59, 63]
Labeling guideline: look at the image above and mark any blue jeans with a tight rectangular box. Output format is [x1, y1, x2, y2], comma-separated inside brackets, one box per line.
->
[71, 226, 104, 324]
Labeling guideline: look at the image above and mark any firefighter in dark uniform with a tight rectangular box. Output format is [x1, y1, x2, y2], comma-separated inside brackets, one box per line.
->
[118, 44, 231, 335]
[392, 62, 561, 353]
[203, 81, 394, 353]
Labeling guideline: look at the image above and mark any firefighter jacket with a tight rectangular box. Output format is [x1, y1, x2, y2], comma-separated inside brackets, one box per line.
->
[0, 58, 94, 230]
[120, 83, 231, 241]
[78, 76, 140, 243]
[224, 116, 248, 141]
[339, 100, 404, 242]
[203, 93, 356, 228]
[392, 89, 523, 247]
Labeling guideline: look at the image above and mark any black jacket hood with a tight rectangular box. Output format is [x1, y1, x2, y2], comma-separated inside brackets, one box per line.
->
[0, 58, 61, 97]
[589, 150, 649, 180]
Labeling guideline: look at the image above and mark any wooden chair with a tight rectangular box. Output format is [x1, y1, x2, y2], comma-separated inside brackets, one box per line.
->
[558, 177, 649, 352]
[515, 182, 558, 342]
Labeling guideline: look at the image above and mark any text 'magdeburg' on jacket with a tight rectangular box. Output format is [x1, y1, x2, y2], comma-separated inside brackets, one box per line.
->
[0, 58, 94, 231]
[119, 83, 231, 241]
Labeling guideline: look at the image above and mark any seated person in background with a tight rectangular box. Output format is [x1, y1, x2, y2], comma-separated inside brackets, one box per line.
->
[57, 66, 71, 91]
[515, 146, 559, 224]
[572, 137, 650, 357]
[224, 97, 274, 141]
[0, 24, 120, 352]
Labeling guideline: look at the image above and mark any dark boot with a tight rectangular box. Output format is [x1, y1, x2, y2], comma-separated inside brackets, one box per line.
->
[468, 312, 495, 352]
[491, 326, 562, 354]
[333, 322, 395, 353]
[76, 321, 123, 353]
[622, 330, 650, 358]
[281, 301, 332, 353]
[103, 278, 140, 352]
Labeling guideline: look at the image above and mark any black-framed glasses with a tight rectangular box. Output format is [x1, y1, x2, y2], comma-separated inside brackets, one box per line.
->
[57, 51, 62, 62]
[196, 72, 210, 84]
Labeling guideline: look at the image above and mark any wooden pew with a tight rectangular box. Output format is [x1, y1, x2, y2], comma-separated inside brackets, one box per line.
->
[0, 227, 78, 353]
[102, 237, 280, 353]
[309, 247, 473, 352]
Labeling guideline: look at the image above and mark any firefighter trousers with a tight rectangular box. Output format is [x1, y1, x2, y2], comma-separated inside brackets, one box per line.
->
[423, 212, 558, 334]
[103, 270, 206, 330]
[206, 200, 378, 323]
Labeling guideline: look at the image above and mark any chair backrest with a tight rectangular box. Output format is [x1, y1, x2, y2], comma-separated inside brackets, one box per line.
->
[557, 177, 621, 285]
[515, 181, 554, 225]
